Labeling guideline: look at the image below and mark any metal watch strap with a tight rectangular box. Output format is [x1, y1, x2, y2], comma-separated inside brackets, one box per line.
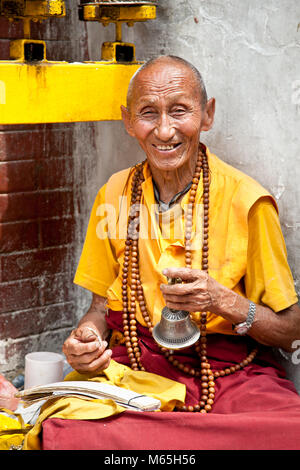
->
[234, 301, 256, 335]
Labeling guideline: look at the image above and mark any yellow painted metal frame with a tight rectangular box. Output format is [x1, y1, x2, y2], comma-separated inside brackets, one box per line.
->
[10, 39, 46, 61]
[0, 2, 156, 124]
[101, 41, 136, 63]
[81, 4, 156, 24]
[0, 61, 141, 124]
[0, 0, 65, 18]
[23, 0, 65, 17]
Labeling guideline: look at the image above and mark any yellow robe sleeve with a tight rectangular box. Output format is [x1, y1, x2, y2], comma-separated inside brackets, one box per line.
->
[244, 196, 298, 312]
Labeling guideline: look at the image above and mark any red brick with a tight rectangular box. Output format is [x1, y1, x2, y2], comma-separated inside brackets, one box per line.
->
[30, 16, 74, 42]
[38, 158, 74, 190]
[0, 124, 74, 132]
[45, 37, 89, 62]
[0, 279, 40, 314]
[40, 273, 75, 305]
[40, 216, 75, 248]
[0, 192, 38, 222]
[0, 17, 24, 40]
[0, 221, 39, 253]
[0, 2, 90, 374]
[0, 246, 71, 282]
[0, 11, 77, 42]
[2, 329, 72, 371]
[45, 39, 72, 62]
[0, 302, 74, 339]
[0, 39, 10, 59]
[0, 189, 73, 222]
[43, 128, 74, 158]
[0, 130, 45, 161]
[37, 190, 73, 218]
[0, 126, 74, 161]
[0, 160, 37, 193]
[0, 124, 46, 132]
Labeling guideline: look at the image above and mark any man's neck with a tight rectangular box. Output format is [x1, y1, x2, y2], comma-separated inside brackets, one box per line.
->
[149, 154, 198, 204]
[153, 179, 192, 212]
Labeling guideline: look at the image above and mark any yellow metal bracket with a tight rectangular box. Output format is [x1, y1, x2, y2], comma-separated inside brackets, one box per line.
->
[0, 0, 65, 19]
[0, 1, 157, 123]
[0, 61, 141, 123]
[10, 39, 46, 61]
[79, 2, 157, 64]
[79, 3, 156, 24]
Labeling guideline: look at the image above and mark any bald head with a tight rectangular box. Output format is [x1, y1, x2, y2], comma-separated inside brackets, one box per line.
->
[126, 55, 208, 112]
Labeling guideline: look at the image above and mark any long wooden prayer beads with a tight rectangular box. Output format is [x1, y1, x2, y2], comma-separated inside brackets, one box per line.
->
[121, 146, 258, 413]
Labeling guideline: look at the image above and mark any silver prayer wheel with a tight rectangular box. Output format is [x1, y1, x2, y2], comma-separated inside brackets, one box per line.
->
[152, 306, 200, 350]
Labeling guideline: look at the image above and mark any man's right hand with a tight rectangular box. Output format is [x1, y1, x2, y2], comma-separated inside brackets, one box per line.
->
[62, 325, 112, 374]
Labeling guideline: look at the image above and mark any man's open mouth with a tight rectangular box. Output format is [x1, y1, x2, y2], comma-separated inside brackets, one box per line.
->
[153, 143, 181, 151]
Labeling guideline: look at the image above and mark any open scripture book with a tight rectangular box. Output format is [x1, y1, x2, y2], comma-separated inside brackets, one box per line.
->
[16, 381, 161, 412]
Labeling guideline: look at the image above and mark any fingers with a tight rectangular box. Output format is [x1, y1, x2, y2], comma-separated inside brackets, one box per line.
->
[163, 292, 211, 305]
[160, 268, 212, 312]
[78, 328, 99, 343]
[75, 326, 101, 343]
[161, 268, 208, 294]
[64, 335, 104, 356]
[162, 267, 202, 282]
[160, 279, 203, 296]
[160, 282, 193, 295]
[69, 348, 112, 374]
[163, 292, 212, 312]
[62, 327, 112, 373]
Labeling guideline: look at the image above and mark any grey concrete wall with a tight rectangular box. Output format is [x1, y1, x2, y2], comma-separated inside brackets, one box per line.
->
[72, 0, 300, 386]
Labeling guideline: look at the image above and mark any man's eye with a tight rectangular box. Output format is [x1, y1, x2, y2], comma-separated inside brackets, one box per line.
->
[171, 108, 186, 115]
[141, 111, 157, 119]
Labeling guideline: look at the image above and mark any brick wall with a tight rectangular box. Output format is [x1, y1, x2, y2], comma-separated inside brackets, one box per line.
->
[0, 3, 93, 376]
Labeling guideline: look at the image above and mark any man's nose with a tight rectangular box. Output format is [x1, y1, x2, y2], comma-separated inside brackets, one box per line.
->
[154, 113, 176, 141]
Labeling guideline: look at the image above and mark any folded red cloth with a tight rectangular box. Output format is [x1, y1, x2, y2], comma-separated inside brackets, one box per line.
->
[42, 408, 300, 450]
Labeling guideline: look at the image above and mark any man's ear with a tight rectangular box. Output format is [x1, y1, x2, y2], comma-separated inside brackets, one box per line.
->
[200, 98, 216, 132]
[121, 105, 135, 137]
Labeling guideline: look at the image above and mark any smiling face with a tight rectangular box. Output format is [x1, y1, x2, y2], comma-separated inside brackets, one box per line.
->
[121, 58, 215, 175]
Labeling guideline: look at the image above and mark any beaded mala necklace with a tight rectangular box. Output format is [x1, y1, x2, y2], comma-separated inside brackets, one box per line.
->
[121, 146, 258, 413]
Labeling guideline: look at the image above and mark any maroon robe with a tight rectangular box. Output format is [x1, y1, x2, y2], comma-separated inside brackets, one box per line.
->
[42, 310, 300, 450]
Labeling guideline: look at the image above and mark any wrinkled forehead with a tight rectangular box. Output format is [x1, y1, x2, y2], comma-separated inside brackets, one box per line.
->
[130, 63, 200, 106]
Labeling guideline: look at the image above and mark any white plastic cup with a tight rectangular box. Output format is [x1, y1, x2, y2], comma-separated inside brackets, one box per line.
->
[24, 351, 64, 389]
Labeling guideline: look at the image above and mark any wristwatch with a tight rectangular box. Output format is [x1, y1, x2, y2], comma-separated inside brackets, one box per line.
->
[233, 301, 256, 335]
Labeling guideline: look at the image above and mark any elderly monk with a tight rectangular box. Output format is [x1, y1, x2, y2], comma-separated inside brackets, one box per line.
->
[61, 56, 300, 445]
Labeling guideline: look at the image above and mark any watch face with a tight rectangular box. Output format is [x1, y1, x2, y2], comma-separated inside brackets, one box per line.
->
[236, 325, 248, 335]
